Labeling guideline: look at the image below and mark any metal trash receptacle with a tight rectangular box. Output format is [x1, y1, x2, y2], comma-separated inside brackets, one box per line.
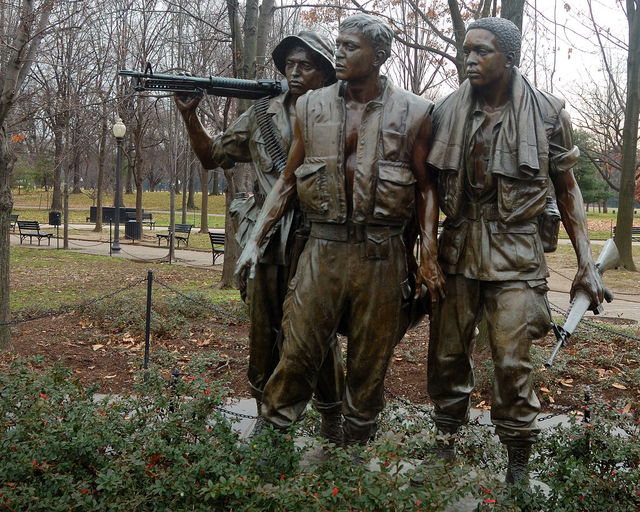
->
[49, 211, 61, 226]
[125, 220, 142, 240]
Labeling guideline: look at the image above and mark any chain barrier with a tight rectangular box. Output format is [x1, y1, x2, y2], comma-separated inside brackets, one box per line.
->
[154, 277, 248, 324]
[67, 239, 110, 248]
[0, 278, 147, 326]
[215, 405, 259, 420]
[548, 266, 640, 299]
[117, 246, 169, 262]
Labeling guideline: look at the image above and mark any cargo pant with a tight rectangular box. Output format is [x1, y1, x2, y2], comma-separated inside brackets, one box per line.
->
[262, 225, 409, 443]
[428, 275, 552, 443]
[247, 246, 344, 408]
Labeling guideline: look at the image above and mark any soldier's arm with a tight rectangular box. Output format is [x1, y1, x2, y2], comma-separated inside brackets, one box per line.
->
[234, 118, 303, 279]
[550, 110, 605, 308]
[411, 115, 446, 302]
[175, 93, 252, 170]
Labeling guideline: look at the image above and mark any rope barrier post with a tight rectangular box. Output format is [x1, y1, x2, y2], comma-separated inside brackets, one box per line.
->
[143, 269, 153, 381]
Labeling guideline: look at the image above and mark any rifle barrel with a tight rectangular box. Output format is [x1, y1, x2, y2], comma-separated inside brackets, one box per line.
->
[118, 70, 285, 100]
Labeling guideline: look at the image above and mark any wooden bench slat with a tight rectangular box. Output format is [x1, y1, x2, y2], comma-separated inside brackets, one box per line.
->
[209, 232, 225, 265]
[17, 220, 53, 246]
[156, 224, 193, 248]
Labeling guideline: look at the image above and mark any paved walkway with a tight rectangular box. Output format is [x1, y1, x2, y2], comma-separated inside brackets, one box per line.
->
[11, 227, 639, 323]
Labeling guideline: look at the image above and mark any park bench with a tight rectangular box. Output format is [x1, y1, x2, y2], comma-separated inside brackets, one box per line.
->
[613, 225, 640, 241]
[17, 220, 53, 245]
[142, 213, 156, 230]
[157, 223, 193, 248]
[209, 232, 225, 265]
[10, 214, 18, 232]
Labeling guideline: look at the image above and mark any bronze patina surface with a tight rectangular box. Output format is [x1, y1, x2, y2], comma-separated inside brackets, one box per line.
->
[175, 31, 344, 430]
[236, 14, 444, 445]
[426, 17, 606, 484]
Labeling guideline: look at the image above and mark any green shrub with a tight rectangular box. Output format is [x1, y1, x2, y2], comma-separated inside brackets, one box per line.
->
[1, 361, 638, 511]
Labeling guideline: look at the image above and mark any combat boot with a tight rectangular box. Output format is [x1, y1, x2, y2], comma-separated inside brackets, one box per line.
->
[505, 442, 532, 487]
[343, 419, 377, 447]
[318, 404, 343, 446]
[249, 400, 267, 437]
[410, 430, 456, 487]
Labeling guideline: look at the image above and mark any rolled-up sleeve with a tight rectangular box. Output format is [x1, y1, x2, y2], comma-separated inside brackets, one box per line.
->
[210, 107, 255, 169]
[549, 109, 580, 175]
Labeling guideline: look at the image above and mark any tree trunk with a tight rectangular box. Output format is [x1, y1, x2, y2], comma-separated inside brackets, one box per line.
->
[187, 158, 197, 210]
[220, 166, 241, 288]
[94, 113, 107, 232]
[615, 0, 639, 271]
[71, 144, 82, 194]
[447, 0, 467, 83]
[199, 166, 209, 233]
[501, 0, 526, 31]
[0, 125, 15, 350]
[51, 127, 63, 211]
[181, 165, 188, 224]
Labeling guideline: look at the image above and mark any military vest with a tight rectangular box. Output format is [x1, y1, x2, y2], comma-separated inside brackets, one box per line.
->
[294, 79, 433, 226]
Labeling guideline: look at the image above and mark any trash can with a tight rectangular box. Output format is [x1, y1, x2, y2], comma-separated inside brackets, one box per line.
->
[48, 211, 61, 226]
[125, 220, 142, 240]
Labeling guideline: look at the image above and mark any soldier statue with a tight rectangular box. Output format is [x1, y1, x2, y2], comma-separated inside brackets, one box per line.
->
[424, 17, 605, 485]
[175, 31, 345, 442]
[236, 14, 444, 446]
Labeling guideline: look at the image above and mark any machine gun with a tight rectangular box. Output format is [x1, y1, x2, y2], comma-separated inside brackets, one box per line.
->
[545, 238, 619, 367]
[118, 66, 286, 100]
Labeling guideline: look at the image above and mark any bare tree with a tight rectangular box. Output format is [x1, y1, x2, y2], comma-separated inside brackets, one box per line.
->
[0, 0, 56, 349]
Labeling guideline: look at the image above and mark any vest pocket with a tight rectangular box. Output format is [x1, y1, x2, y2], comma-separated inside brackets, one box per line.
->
[488, 221, 541, 273]
[373, 160, 416, 221]
[295, 161, 328, 214]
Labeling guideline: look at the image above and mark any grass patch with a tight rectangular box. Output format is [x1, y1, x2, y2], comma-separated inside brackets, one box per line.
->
[11, 189, 227, 215]
[9, 246, 238, 313]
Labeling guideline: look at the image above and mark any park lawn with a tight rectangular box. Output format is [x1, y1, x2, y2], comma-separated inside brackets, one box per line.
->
[11, 188, 227, 214]
[10, 208, 226, 232]
[9, 246, 239, 313]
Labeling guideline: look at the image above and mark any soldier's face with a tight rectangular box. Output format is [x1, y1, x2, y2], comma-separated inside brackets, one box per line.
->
[334, 30, 377, 81]
[284, 48, 325, 96]
[463, 29, 509, 88]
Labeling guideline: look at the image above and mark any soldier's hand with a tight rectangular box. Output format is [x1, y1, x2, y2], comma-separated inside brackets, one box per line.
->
[174, 90, 203, 112]
[235, 240, 259, 290]
[571, 261, 606, 311]
[416, 256, 446, 303]
[173, 71, 203, 112]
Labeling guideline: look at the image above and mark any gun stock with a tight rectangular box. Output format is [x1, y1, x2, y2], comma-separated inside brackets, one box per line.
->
[545, 239, 619, 367]
[118, 69, 286, 100]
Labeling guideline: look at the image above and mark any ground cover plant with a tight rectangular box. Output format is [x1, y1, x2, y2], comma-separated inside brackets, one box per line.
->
[1, 359, 638, 511]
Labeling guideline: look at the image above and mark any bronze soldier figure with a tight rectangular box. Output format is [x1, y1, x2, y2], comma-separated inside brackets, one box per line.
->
[175, 31, 344, 441]
[237, 14, 445, 446]
[425, 17, 605, 484]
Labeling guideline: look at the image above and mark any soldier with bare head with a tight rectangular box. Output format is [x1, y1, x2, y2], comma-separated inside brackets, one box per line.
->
[236, 13, 444, 446]
[423, 17, 606, 486]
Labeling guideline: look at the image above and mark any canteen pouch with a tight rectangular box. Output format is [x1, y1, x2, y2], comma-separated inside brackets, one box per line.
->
[538, 196, 561, 253]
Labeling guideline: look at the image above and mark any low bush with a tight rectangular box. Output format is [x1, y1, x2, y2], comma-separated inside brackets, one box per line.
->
[1, 360, 638, 511]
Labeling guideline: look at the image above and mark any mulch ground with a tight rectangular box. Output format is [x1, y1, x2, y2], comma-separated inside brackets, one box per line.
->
[2, 309, 638, 416]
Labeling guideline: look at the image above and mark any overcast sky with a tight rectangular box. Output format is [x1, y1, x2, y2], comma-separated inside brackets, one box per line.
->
[524, 0, 629, 104]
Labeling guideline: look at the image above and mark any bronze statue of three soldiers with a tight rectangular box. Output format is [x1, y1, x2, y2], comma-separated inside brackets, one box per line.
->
[180, 14, 605, 486]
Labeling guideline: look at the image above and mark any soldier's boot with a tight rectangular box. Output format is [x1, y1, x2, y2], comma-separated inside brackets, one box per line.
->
[504, 442, 532, 487]
[343, 419, 377, 447]
[249, 400, 268, 438]
[433, 433, 456, 462]
[411, 430, 457, 487]
[317, 402, 343, 446]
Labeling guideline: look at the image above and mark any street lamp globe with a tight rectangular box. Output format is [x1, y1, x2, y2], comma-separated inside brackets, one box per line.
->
[112, 117, 126, 138]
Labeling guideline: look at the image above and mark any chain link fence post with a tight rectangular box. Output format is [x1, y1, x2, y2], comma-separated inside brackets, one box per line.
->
[144, 269, 153, 380]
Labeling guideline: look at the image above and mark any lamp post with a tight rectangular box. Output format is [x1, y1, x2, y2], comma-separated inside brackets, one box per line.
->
[111, 117, 126, 253]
